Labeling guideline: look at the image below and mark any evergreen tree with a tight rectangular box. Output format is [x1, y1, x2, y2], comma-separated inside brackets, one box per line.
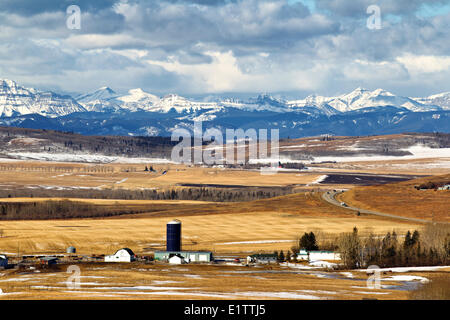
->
[299, 232, 319, 251]
[404, 230, 412, 248]
[286, 250, 292, 262]
[278, 250, 285, 262]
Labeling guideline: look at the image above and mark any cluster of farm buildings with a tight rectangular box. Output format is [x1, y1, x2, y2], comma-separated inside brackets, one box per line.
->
[0, 219, 340, 269]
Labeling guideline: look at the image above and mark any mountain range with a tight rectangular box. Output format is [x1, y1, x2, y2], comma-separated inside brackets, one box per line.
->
[0, 79, 449, 138]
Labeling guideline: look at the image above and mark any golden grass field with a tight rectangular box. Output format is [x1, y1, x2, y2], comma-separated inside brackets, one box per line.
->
[0, 159, 448, 300]
[0, 192, 420, 256]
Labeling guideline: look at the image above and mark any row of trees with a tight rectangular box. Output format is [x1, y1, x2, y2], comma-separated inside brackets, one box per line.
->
[337, 225, 450, 269]
[0, 186, 294, 203]
[0, 200, 146, 220]
[273, 225, 449, 269]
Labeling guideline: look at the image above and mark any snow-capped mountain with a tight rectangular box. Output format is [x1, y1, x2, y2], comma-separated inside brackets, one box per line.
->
[414, 92, 450, 111]
[288, 88, 439, 113]
[0, 79, 448, 137]
[76, 86, 118, 103]
[0, 79, 86, 117]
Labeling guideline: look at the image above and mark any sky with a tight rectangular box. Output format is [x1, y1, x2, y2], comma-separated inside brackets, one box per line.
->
[1, 0, 450, 99]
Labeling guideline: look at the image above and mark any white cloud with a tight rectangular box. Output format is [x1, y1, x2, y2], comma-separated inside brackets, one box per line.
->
[146, 51, 252, 93]
[396, 54, 450, 74]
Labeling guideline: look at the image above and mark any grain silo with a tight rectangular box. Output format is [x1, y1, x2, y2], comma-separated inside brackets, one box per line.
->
[166, 219, 181, 251]
[66, 246, 76, 254]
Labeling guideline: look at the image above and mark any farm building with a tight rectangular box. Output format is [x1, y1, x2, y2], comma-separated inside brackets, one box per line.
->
[0, 255, 8, 268]
[66, 246, 76, 254]
[105, 248, 136, 262]
[295, 250, 341, 261]
[247, 254, 277, 264]
[154, 251, 213, 263]
[296, 249, 309, 261]
[153, 219, 213, 263]
[168, 254, 186, 265]
[40, 257, 58, 265]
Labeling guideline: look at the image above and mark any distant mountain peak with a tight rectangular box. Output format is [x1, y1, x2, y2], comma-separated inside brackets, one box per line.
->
[0, 79, 85, 117]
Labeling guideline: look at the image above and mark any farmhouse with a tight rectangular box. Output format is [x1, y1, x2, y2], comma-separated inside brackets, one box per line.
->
[105, 248, 136, 262]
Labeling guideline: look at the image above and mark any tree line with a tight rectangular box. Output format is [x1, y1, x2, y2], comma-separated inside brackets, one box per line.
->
[0, 186, 295, 203]
[336, 225, 449, 269]
[0, 200, 146, 220]
[272, 226, 449, 269]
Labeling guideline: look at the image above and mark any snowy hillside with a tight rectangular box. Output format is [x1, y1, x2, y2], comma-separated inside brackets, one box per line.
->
[414, 92, 450, 111]
[0, 79, 86, 117]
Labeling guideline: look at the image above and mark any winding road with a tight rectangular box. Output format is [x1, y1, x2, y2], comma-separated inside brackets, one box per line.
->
[322, 191, 436, 224]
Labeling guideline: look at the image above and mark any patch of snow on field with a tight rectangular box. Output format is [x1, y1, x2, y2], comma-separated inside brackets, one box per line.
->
[6, 152, 174, 164]
[234, 291, 320, 300]
[311, 145, 450, 163]
[281, 262, 320, 270]
[308, 175, 328, 185]
[280, 144, 307, 149]
[309, 260, 338, 268]
[383, 275, 429, 283]
[406, 145, 450, 158]
[93, 285, 190, 291]
[340, 272, 354, 278]
[115, 178, 128, 184]
[355, 291, 389, 295]
[356, 266, 449, 273]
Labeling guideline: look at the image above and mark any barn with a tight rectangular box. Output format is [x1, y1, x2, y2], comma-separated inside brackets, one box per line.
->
[105, 248, 136, 262]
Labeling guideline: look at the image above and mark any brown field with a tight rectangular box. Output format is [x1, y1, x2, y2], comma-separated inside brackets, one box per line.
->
[3, 262, 445, 300]
[0, 192, 420, 256]
[337, 174, 450, 222]
[0, 161, 324, 189]
[0, 158, 448, 300]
